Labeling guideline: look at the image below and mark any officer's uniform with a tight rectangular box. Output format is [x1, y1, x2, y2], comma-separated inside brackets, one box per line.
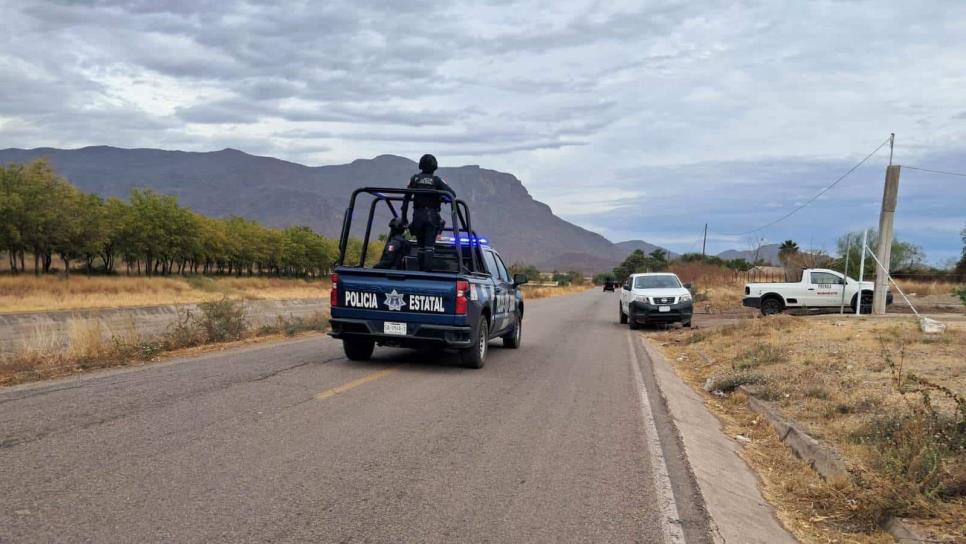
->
[375, 220, 411, 270]
[401, 171, 454, 272]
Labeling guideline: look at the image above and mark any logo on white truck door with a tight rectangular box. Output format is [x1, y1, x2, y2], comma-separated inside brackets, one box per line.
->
[384, 289, 407, 311]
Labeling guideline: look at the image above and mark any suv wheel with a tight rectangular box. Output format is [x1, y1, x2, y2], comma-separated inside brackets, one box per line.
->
[460, 319, 488, 368]
[343, 337, 375, 361]
[619, 303, 628, 324]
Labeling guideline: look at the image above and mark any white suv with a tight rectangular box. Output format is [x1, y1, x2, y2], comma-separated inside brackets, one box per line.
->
[618, 272, 694, 329]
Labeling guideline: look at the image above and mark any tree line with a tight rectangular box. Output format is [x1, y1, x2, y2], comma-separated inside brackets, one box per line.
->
[1, 159, 377, 278]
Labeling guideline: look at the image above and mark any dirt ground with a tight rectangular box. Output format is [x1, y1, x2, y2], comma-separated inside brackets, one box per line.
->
[640, 310, 966, 544]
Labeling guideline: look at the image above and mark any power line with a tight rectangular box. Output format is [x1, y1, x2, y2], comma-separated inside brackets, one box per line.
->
[709, 136, 892, 237]
[904, 165, 966, 178]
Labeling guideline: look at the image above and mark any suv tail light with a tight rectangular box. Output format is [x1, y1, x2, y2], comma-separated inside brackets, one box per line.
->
[455, 280, 469, 315]
[330, 273, 339, 306]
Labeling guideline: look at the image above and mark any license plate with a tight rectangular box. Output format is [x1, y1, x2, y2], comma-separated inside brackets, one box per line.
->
[659, 306, 671, 312]
[383, 321, 407, 335]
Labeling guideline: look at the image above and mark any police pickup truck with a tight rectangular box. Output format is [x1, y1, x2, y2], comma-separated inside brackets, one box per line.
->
[329, 187, 528, 368]
[743, 268, 892, 315]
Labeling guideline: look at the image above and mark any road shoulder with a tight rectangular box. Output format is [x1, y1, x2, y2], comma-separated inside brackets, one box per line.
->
[640, 336, 797, 544]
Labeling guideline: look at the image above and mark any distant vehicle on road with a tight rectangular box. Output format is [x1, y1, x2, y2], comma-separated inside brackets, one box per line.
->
[742, 268, 892, 315]
[602, 281, 616, 292]
[618, 273, 693, 329]
[329, 187, 527, 368]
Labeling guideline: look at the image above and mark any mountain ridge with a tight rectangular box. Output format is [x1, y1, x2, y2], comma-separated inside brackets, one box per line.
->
[0, 146, 655, 272]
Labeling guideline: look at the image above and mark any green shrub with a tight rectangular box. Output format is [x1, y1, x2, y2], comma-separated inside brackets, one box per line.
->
[197, 297, 248, 342]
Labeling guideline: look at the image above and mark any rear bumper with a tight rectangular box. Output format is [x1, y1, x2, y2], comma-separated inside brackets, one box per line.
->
[742, 296, 761, 309]
[628, 300, 693, 324]
[329, 318, 473, 349]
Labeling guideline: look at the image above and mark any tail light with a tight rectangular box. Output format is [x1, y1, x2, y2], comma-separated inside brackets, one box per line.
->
[455, 280, 469, 315]
[330, 273, 339, 306]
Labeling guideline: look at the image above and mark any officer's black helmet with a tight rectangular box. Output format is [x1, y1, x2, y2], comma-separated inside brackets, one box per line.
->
[418, 154, 437, 173]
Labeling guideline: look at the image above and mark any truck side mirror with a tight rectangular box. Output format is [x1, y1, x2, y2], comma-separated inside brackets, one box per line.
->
[513, 273, 529, 287]
[684, 283, 693, 290]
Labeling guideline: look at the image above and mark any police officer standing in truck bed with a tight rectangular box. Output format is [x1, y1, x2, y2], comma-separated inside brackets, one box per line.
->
[401, 154, 455, 272]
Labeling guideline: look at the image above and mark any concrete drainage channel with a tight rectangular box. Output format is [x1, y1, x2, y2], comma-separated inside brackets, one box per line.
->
[737, 385, 932, 543]
[0, 298, 330, 354]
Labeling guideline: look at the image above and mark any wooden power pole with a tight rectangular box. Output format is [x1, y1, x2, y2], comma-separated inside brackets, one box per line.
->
[701, 223, 708, 257]
[873, 164, 901, 314]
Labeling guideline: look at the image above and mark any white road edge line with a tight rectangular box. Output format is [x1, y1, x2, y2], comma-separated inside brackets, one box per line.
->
[627, 332, 687, 544]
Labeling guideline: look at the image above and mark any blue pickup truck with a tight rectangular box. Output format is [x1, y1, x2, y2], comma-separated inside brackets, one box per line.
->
[329, 187, 528, 368]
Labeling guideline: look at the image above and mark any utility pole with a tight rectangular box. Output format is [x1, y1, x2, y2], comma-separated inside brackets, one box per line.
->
[856, 229, 868, 316]
[701, 223, 708, 258]
[873, 161, 901, 315]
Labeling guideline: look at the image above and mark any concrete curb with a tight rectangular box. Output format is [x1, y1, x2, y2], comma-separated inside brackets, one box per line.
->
[739, 387, 849, 483]
[738, 386, 934, 543]
[640, 338, 797, 544]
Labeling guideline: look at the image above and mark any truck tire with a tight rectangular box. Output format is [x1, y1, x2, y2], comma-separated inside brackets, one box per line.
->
[682, 320, 692, 328]
[628, 314, 640, 330]
[502, 312, 522, 349]
[760, 296, 783, 316]
[851, 292, 873, 314]
[619, 303, 628, 324]
[343, 337, 375, 361]
[460, 319, 488, 369]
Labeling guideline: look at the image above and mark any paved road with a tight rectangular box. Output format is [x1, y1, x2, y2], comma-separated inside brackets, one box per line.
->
[0, 290, 710, 543]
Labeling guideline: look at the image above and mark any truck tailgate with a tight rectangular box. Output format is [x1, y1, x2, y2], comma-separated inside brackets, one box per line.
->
[335, 269, 460, 326]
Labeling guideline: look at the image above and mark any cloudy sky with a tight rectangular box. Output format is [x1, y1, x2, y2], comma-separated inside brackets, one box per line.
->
[2, 1, 965, 263]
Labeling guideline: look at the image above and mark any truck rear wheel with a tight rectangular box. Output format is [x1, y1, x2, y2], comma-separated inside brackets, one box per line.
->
[460, 319, 488, 369]
[343, 337, 375, 361]
[502, 312, 522, 349]
[760, 297, 783, 316]
[851, 292, 873, 314]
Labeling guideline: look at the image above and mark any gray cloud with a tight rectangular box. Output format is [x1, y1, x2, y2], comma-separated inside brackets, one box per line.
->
[1, 0, 964, 262]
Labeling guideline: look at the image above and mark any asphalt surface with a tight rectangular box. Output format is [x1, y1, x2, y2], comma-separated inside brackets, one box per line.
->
[0, 290, 711, 543]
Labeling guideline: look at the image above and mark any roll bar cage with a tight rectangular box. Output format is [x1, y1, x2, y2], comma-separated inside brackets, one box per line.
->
[336, 187, 484, 275]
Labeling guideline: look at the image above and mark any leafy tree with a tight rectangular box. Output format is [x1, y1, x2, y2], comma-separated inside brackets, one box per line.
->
[509, 263, 541, 280]
[957, 224, 966, 274]
[834, 230, 926, 274]
[593, 272, 615, 285]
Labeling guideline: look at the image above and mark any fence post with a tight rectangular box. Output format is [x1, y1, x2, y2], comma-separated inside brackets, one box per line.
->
[856, 229, 868, 316]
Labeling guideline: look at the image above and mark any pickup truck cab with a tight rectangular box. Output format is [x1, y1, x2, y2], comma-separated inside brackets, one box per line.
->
[618, 272, 694, 328]
[329, 187, 527, 368]
[743, 268, 892, 315]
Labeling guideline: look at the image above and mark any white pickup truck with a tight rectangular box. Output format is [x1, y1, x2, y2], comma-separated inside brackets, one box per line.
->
[742, 268, 892, 315]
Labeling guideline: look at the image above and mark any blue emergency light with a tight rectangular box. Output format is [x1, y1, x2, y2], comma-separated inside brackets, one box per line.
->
[436, 234, 489, 247]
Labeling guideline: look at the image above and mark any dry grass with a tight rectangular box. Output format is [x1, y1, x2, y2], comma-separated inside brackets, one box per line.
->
[0, 299, 329, 386]
[649, 315, 966, 543]
[0, 275, 330, 314]
[521, 284, 592, 299]
[670, 263, 746, 311]
[895, 279, 964, 298]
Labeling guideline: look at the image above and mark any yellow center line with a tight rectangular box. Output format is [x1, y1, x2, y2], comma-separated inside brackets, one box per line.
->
[314, 367, 400, 401]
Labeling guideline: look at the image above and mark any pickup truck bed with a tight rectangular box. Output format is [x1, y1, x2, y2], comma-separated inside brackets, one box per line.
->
[329, 245, 526, 368]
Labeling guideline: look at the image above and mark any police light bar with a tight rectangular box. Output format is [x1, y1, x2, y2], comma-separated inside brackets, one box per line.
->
[436, 234, 489, 246]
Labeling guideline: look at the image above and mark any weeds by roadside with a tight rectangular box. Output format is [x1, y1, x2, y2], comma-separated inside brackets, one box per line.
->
[0, 297, 329, 386]
[652, 315, 966, 542]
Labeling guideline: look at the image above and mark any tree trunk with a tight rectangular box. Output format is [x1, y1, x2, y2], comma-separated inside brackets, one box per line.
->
[62, 256, 71, 278]
[34, 253, 41, 276]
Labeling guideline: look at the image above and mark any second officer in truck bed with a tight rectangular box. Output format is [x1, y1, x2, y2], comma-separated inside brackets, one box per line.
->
[401, 154, 455, 272]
